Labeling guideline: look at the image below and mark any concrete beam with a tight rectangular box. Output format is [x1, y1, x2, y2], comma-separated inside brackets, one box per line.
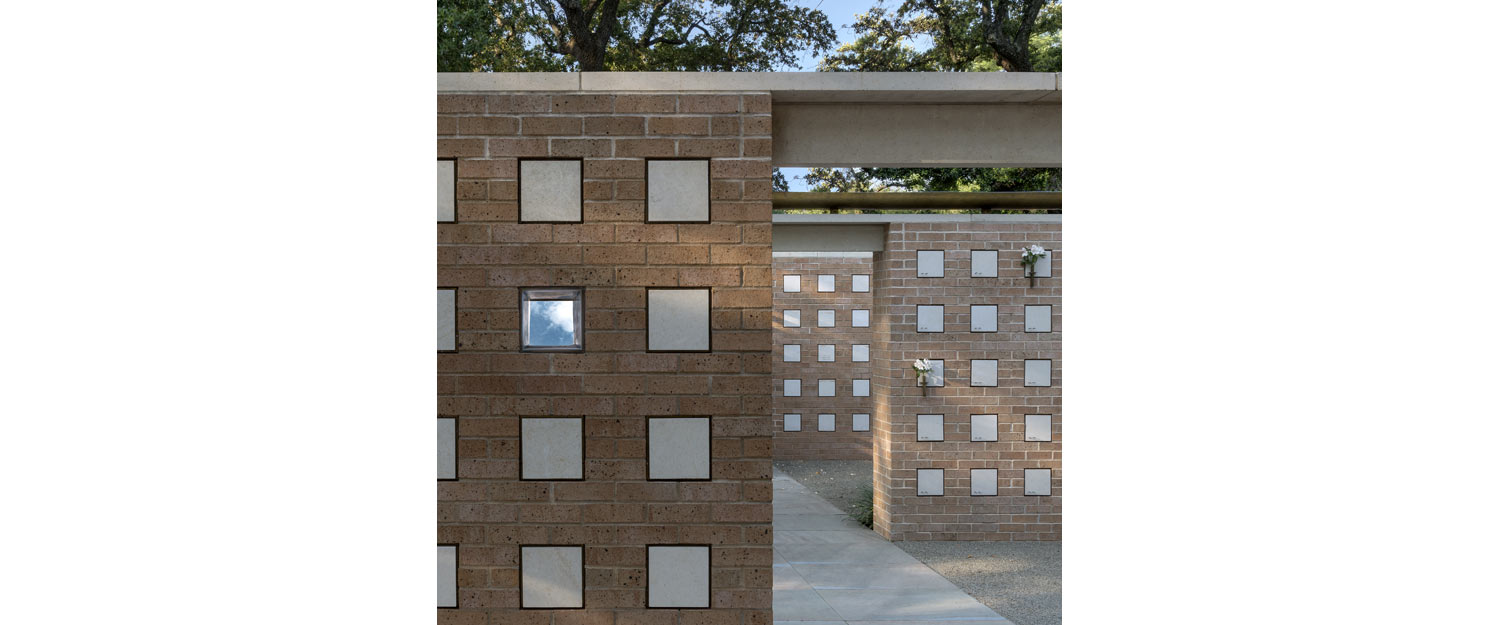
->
[773, 103, 1060, 168]
[772, 224, 887, 252]
[437, 72, 1061, 104]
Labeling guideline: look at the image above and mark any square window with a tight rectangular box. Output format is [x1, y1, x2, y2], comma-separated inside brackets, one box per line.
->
[917, 250, 945, 277]
[783, 344, 801, 362]
[852, 413, 870, 432]
[817, 309, 835, 327]
[520, 418, 583, 480]
[783, 379, 801, 397]
[648, 288, 710, 352]
[647, 159, 709, 222]
[1024, 359, 1052, 387]
[783, 413, 802, 431]
[917, 468, 944, 496]
[436, 160, 456, 223]
[971, 249, 998, 277]
[519, 160, 582, 223]
[971, 468, 999, 496]
[817, 274, 835, 292]
[916, 305, 943, 332]
[437, 418, 456, 480]
[852, 309, 870, 327]
[783, 275, 801, 293]
[928, 360, 945, 387]
[1025, 305, 1052, 332]
[521, 288, 583, 352]
[438, 289, 456, 352]
[971, 414, 998, 442]
[851, 344, 870, 362]
[1025, 414, 1053, 442]
[852, 379, 870, 397]
[971, 359, 998, 387]
[917, 414, 944, 441]
[818, 414, 835, 431]
[1024, 468, 1052, 496]
[970, 305, 998, 333]
[852, 274, 870, 292]
[648, 546, 710, 608]
[649, 417, 710, 480]
[521, 545, 584, 608]
[818, 344, 835, 362]
[818, 379, 835, 397]
[437, 545, 458, 608]
[783, 309, 801, 328]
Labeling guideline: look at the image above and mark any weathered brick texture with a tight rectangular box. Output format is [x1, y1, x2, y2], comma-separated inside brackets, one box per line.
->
[871, 221, 1062, 541]
[772, 254, 875, 460]
[438, 91, 773, 621]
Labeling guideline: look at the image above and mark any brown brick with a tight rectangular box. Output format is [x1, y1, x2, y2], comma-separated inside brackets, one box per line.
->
[648, 116, 710, 135]
[456, 116, 519, 135]
[584, 116, 644, 135]
[485, 94, 549, 113]
[550, 138, 611, 157]
[552, 94, 613, 113]
[615, 138, 675, 157]
[438, 95, 484, 113]
[438, 138, 484, 157]
[521, 116, 581, 135]
[486, 137, 548, 157]
[615, 94, 677, 113]
[678, 138, 741, 157]
[679, 95, 741, 113]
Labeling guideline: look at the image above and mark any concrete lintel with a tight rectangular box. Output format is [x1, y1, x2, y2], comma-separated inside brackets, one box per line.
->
[438, 72, 1060, 104]
[774, 214, 1062, 225]
[772, 224, 887, 252]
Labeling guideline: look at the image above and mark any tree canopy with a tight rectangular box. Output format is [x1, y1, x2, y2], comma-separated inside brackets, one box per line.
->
[438, 0, 837, 71]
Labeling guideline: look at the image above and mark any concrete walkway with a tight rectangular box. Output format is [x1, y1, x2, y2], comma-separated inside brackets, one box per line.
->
[773, 468, 1015, 625]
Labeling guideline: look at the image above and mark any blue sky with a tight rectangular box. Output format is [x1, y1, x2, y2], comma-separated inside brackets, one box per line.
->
[527, 301, 575, 346]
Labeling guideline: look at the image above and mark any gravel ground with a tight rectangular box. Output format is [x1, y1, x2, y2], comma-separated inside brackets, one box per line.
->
[896, 541, 1061, 625]
[773, 459, 873, 515]
[775, 459, 1061, 625]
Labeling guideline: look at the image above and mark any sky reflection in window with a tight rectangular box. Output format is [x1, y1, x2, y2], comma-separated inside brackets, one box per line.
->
[527, 300, 575, 347]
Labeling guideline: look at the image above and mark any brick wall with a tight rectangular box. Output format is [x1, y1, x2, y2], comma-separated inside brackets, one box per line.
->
[772, 253, 875, 460]
[871, 220, 1062, 541]
[437, 90, 774, 622]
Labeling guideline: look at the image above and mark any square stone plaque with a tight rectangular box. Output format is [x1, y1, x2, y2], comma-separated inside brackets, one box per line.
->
[971, 359, 998, 387]
[917, 468, 944, 496]
[852, 344, 870, 362]
[917, 305, 943, 332]
[852, 274, 870, 292]
[970, 414, 998, 442]
[1025, 414, 1053, 442]
[649, 417, 710, 480]
[852, 413, 870, 431]
[971, 249, 998, 277]
[817, 309, 835, 327]
[783, 379, 801, 397]
[437, 418, 456, 480]
[818, 379, 835, 397]
[519, 160, 582, 222]
[437, 289, 456, 351]
[917, 414, 944, 441]
[929, 360, 945, 387]
[437, 545, 457, 608]
[1024, 468, 1052, 496]
[784, 344, 801, 362]
[818, 414, 835, 431]
[783, 309, 800, 327]
[647, 159, 709, 222]
[917, 250, 944, 277]
[648, 288, 710, 351]
[853, 379, 870, 396]
[817, 274, 835, 292]
[971, 305, 998, 333]
[1025, 305, 1052, 332]
[971, 468, 999, 496]
[1024, 359, 1052, 387]
[436, 160, 455, 222]
[783, 275, 801, 292]
[521, 418, 583, 480]
[818, 344, 834, 362]
[521, 545, 584, 608]
[648, 546, 710, 608]
[783, 413, 802, 431]
[852, 309, 870, 327]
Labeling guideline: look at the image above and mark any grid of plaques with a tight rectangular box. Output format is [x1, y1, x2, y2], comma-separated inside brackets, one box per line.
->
[909, 248, 1058, 498]
[779, 269, 873, 434]
[439, 159, 720, 609]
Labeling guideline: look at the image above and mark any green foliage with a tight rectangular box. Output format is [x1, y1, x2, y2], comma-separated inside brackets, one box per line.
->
[849, 483, 875, 529]
[439, 0, 837, 72]
[820, 0, 1060, 73]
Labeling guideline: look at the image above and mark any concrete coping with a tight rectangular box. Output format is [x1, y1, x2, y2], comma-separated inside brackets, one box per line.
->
[438, 72, 1061, 103]
[770, 251, 875, 258]
[773, 213, 1062, 224]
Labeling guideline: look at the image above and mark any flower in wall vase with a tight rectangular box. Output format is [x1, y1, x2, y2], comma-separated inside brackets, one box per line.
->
[912, 359, 934, 396]
[1020, 244, 1046, 288]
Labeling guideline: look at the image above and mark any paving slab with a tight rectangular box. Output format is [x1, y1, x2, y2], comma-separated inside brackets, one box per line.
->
[773, 469, 1016, 625]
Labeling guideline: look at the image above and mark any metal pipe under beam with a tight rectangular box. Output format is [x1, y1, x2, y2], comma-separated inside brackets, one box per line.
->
[773, 191, 1061, 211]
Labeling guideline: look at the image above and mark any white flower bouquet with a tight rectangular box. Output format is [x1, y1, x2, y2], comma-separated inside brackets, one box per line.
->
[912, 358, 934, 386]
[1020, 245, 1046, 284]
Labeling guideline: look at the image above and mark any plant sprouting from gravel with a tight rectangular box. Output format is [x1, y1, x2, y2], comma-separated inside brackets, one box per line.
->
[849, 483, 875, 528]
